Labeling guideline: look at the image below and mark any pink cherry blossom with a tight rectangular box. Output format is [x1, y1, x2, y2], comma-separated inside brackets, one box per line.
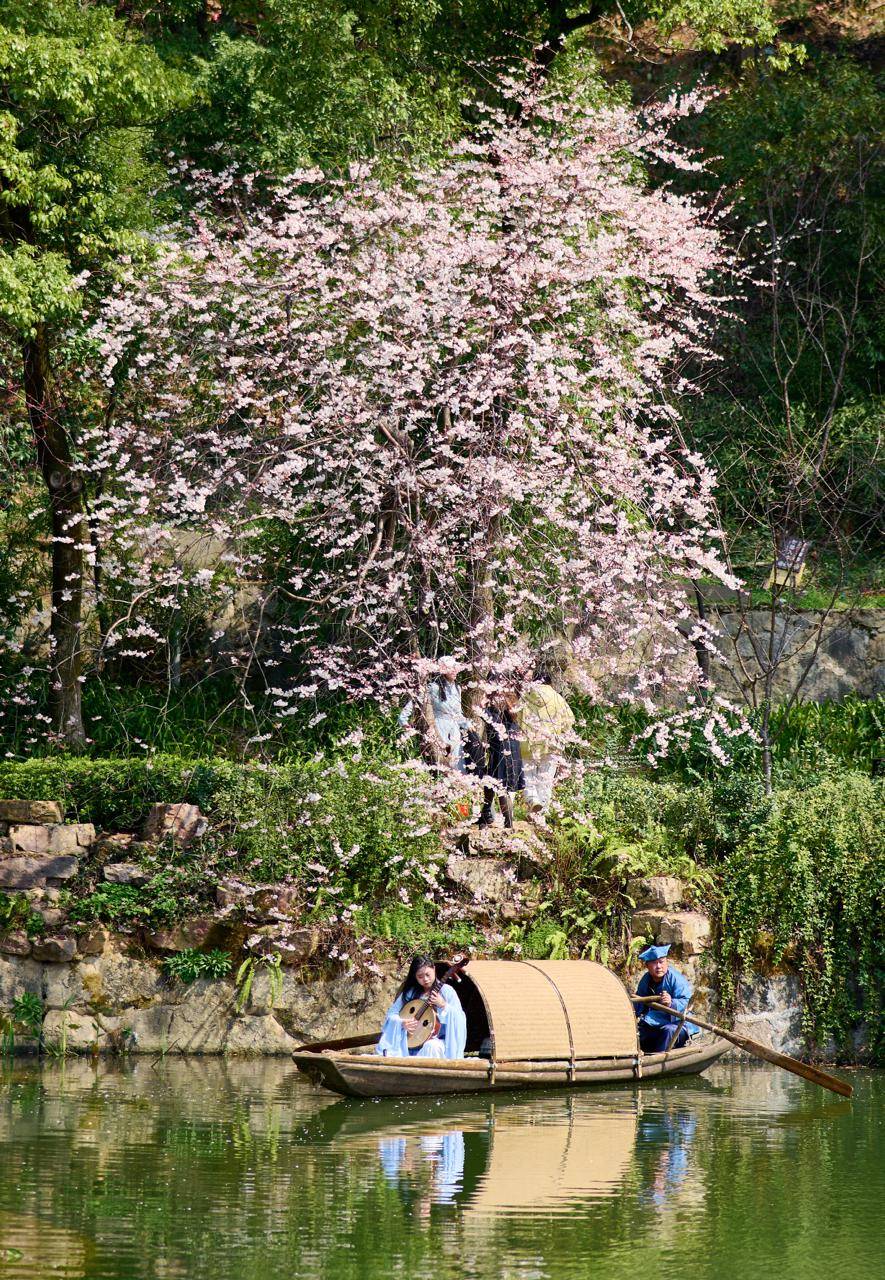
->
[77, 74, 739, 740]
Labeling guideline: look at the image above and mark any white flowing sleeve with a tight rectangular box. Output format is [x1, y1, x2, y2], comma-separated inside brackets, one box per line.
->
[440, 984, 467, 1059]
[375, 993, 410, 1057]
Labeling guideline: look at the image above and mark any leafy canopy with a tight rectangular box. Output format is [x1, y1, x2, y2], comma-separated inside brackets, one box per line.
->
[0, 0, 189, 335]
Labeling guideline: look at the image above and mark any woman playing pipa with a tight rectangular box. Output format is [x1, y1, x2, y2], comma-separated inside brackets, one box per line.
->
[376, 955, 468, 1060]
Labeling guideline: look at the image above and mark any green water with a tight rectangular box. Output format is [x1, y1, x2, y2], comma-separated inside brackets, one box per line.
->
[0, 1059, 880, 1280]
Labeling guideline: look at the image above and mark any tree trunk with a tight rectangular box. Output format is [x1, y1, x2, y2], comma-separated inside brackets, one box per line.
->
[23, 325, 87, 749]
[462, 514, 499, 718]
[760, 702, 773, 796]
[691, 583, 712, 688]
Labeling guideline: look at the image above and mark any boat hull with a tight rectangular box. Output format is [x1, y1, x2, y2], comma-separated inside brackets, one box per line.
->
[292, 1036, 731, 1098]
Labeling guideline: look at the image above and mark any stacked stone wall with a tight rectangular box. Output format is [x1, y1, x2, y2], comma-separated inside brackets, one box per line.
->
[0, 799, 872, 1062]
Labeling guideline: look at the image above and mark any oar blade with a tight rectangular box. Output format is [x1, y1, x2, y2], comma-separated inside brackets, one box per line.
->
[734, 1035, 854, 1099]
[642, 1000, 854, 1100]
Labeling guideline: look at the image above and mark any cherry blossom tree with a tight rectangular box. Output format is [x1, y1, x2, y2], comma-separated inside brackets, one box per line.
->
[85, 74, 737, 743]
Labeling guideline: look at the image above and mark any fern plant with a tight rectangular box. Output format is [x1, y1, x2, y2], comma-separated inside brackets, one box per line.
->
[235, 953, 284, 1012]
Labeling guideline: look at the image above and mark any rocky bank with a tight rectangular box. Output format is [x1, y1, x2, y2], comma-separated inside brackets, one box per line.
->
[0, 800, 871, 1063]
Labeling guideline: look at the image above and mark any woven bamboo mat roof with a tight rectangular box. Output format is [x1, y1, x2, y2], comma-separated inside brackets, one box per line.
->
[467, 959, 638, 1061]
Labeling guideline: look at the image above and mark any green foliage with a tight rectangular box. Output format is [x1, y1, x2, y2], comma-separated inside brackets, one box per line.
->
[1, 991, 44, 1055]
[151, 0, 783, 175]
[642, 0, 780, 51]
[0, 754, 236, 829]
[235, 953, 282, 1012]
[356, 903, 482, 957]
[573, 695, 885, 784]
[0, 749, 443, 926]
[515, 916, 571, 960]
[0, 892, 45, 939]
[516, 781, 712, 965]
[768, 697, 885, 776]
[11, 992, 43, 1039]
[716, 772, 883, 1060]
[68, 868, 202, 929]
[80, 681, 265, 758]
[0, 0, 189, 335]
[159, 1, 462, 175]
[682, 53, 884, 554]
[208, 755, 442, 906]
[164, 948, 232, 983]
[0, 676, 404, 763]
[540, 768, 883, 1061]
[573, 774, 719, 876]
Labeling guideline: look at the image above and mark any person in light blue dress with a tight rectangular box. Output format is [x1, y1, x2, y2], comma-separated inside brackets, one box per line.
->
[633, 944, 698, 1053]
[398, 661, 471, 773]
[375, 955, 468, 1059]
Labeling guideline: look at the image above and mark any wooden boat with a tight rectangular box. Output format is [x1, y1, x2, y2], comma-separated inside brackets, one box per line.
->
[293, 958, 730, 1098]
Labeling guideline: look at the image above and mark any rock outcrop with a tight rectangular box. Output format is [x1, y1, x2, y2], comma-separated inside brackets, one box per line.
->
[0, 945, 395, 1056]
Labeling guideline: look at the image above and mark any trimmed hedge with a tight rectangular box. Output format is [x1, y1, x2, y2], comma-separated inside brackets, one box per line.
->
[0, 755, 241, 830]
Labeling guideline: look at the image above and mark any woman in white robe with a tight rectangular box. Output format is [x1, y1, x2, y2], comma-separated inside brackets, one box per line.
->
[375, 955, 467, 1059]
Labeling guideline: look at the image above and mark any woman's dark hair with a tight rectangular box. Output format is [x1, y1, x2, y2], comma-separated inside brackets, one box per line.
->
[534, 661, 555, 685]
[432, 675, 454, 702]
[398, 954, 437, 998]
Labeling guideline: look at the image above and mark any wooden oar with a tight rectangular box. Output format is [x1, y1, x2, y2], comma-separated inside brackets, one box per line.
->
[640, 999, 853, 1099]
[296, 1031, 381, 1053]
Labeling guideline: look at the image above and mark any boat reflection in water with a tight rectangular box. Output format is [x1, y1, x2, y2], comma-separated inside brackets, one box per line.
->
[320, 1087, 705, 1221]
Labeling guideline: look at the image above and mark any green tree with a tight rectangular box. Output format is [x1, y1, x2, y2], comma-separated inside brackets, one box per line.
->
[133, 1, 786, 172]
[0, 0, 189, 747]
[685, 53, 883, 548]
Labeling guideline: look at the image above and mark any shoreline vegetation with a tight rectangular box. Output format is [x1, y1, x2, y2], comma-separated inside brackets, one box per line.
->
[1, 6, 882, 1069]
[1, 703, 881, 1064]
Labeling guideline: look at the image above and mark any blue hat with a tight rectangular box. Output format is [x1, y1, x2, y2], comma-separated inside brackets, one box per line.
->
[639, 943, 671, 962]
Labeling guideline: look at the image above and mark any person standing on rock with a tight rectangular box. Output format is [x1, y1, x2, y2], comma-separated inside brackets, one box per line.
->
[633, 944, 697, 1053]
[399, 658, 471, 772]
[518, 662, 574, 822]
[475, 680, 524, 830]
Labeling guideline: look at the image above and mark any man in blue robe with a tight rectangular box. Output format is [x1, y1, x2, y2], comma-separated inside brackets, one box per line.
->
[633, 944, 697, 1053]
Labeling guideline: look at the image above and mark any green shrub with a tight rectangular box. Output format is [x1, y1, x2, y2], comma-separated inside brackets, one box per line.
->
[0, 673, 405, 763]
[11, 993, 43, 1039]
[0, 755, 238, 830]
[163, 949, 232, 983]
[0, 756, 442, 919]
[68, 868, 204, 930]
[209, 756, 443, 907]
[717, 771, 884, 1060]
[573, 695, 884, 783]
[549, 768, 882, 1060]
[355, 903, 482, 957]
[0, 892, 45, 939]
[769, 696, 885, 775]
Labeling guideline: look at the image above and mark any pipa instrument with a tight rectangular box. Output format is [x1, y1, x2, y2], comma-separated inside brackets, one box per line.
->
[401, 956, 469, 1049]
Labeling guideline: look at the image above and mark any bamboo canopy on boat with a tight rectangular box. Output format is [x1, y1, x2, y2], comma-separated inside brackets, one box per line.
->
[466, 959, 639, 1060]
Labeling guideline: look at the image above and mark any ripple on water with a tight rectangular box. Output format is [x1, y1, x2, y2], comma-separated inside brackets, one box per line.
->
[0, 1058, 881, 1280]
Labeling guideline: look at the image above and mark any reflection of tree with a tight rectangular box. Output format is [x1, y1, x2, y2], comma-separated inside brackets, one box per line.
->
[0, 1062, 880, 1280]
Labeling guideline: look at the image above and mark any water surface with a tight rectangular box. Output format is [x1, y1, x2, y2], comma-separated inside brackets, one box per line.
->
[0, 1058, 880, 1280]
